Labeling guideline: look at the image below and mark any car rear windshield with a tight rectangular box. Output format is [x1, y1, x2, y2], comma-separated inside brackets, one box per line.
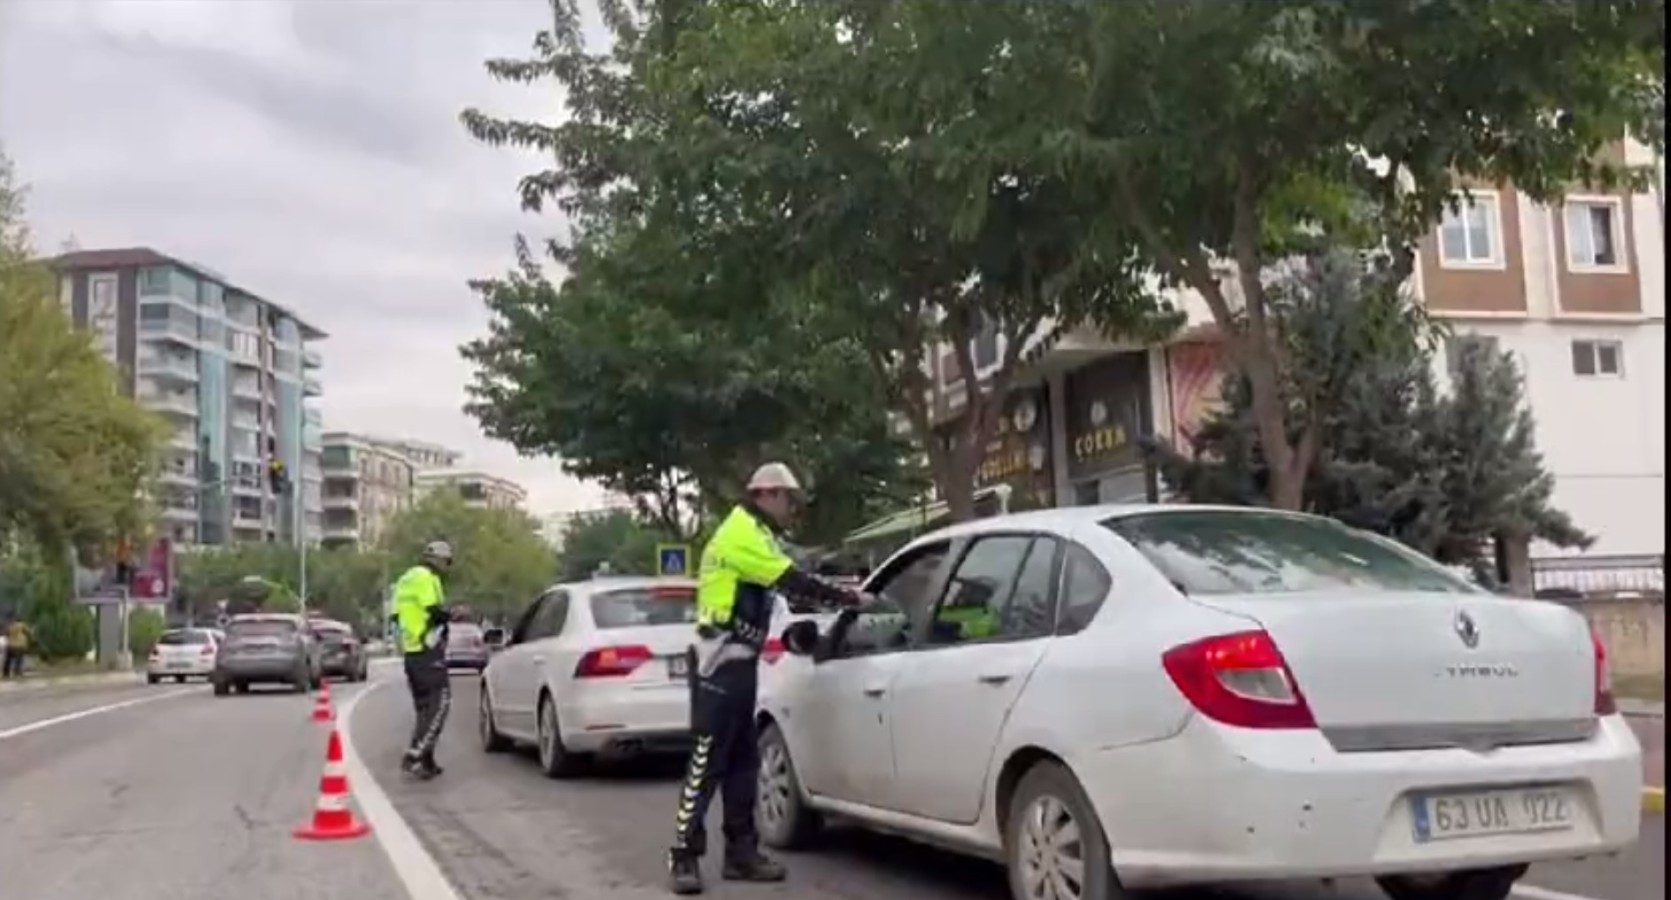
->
[591, 587, 699, 629]
[447, 624, 482, 644]
[157, 630, 210, 646]
[1101, 510, 1475, 596]
[314, 625, 352, 641]
[227, 620, 296, 638]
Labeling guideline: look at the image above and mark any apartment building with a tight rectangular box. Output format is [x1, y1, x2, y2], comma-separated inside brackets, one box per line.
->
[924, 138, 1665, 558]
[369, 436, 463, 471]
[51, 248, 326, 547]
[414, 469, 528, 511]
[540, 493, 635, 548]
[319, 432, 417, 549]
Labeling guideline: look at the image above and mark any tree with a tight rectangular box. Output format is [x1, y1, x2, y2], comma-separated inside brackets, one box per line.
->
[378, 489, 556, 622]
[1150, 251, 1589, 579]
[461, 1, 1175, 522]
[1071, 0, 1663, 508]
[553, 508, 677, 582]
[0, 147, 165, 557]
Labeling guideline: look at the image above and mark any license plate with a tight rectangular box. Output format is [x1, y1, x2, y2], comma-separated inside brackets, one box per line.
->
[1410, 787, 1576, 843]
[168, 662, 191, 670]
[667, 654, 689, 679]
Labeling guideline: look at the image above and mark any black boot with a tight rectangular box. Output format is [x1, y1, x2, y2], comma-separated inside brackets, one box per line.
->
[668, 855, 704, 895]
[722, 850, 787, 883]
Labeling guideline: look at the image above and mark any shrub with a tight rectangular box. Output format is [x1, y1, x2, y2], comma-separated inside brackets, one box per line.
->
[127, 606, 167, 658]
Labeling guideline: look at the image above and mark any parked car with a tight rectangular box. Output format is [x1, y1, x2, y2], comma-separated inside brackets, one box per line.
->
[756, 504, 1643, 900]
[310, 618, 368, 682]
[146, 628, 221, 683]
[445, 621, 491, 673]
[479, 577, 700, 775]
[211, 613, 322, 695]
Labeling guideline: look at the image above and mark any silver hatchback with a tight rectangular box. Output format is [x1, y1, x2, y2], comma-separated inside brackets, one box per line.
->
[211, 614, 322, 695]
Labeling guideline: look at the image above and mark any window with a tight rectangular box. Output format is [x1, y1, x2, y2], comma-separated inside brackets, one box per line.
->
[971, 314, 1002, 373]
[509, 596, 547, 645]
[927, 535, 1034, 645]
[528, 592, 569, 640]
[1000, 538, 1059, 638]
[590, 586, 699, 628]
[1571, 339, 1623, 377]
[1056, 543, 1112, 635]
[865, 542, 951, 618]
[1437, 194, 1500, 266]
[1101, 510, 1476, 596]
[1445, 334, 1500, 379]
[1565, 199, 1625, 270]
[157, 629, 211, 646]
[140, 267, 171, 295]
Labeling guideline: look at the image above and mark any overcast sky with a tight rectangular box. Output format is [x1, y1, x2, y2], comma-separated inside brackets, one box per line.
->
[0, 0, 604, 519]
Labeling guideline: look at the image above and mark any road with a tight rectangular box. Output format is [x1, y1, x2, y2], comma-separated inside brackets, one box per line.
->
[1, 668, 1659, 900]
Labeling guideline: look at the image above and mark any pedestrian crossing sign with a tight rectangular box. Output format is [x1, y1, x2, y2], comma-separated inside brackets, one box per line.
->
[656, 544, 691, 577]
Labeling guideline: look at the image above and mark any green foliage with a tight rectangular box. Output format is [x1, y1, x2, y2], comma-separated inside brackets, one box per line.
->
[1150, 252, 1589, 572]
[554, 509, 683, 583]
[176, 543, 392, 632]
[28, 600, 94, 662]
[378, 489, 556, 622]
[0, 147, 166, 558]
[126, 606, 166, 658]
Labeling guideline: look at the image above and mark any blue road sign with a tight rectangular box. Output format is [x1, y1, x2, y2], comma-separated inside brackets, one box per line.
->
[656, 543, 691, 577]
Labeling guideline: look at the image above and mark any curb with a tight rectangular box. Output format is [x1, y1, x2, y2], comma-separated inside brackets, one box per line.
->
[0, 671, 143, 694]
[1646, 788, 1665, 815]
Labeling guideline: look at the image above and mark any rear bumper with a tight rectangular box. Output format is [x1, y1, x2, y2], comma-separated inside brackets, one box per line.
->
[445, 655, 487, 670]
[148, 660, 213, 677]
[320, 656, 362, 676]
[558, 683, 690, 753]
[1080, 714, 1643, 888]
[215, 658, 307, 682]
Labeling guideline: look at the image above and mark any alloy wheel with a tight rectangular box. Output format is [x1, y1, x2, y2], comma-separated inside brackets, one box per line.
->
[1016, 794, 1087, 900]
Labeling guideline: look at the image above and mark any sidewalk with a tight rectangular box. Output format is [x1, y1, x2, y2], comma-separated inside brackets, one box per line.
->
[0, 670, 142, 694]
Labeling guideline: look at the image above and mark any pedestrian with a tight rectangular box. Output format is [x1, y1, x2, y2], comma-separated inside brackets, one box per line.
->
[667, 462, 865, 895]
[393, 540, 455, 780]
[3, 615, 31, 679]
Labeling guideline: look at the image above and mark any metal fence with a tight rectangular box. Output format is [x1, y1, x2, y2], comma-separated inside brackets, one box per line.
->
[1532, 554, 1665, 600]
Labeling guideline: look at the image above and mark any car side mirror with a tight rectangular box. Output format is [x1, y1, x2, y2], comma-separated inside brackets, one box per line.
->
[483, 628, 507, 651]
[780, 621, 820, 657]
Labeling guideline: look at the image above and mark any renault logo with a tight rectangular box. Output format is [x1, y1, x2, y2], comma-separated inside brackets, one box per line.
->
[1455, 610, 1481, 649]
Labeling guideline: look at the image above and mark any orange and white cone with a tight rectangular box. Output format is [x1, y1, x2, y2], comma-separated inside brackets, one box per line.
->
[310, 687, 334, 723]
[293, 728, 372, 841]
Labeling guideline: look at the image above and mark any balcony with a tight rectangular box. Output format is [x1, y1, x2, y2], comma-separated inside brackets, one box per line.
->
[304, 407, 323, 428]
[169, 429, 199, 452]
[303, 427, 323, 451]
[230, 476, 263, 497]
[303, 348, 323, 369]
[323, 491, 359, 510]
[303, 376, 323, 397]
[137, 389, 198, 419]
[138, 317, 198, 346]
[232, 378, 262, 402]
[139, 351, 198, 384]
[232, 507, 264, 529]
[158, 464, 197, 488]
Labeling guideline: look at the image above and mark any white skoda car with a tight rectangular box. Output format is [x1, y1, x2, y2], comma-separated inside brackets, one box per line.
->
[479, 576, 715, 776]
[756, 505, 1642, 900]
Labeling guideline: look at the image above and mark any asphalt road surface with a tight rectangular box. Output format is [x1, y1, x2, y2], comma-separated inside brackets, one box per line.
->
[0, 677, 408, 900]
[349, 670, 1664, 900]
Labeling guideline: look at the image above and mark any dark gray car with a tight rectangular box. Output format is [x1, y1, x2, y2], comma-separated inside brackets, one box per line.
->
[211, 614, 322, 695]
[310, 618, 368, 682]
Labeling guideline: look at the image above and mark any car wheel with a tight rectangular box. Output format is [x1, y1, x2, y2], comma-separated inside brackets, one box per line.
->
[536, 693, 584, 778]
[147, 674, 161, 685]
[234, 681, 250, 695]
[175, 676, 186, 684]
[756, 721, 821, 849]
[1005, 762, 1126, 900]
[479, 686, 512, 753]
[212, 677, 230, 697]
[1376, 866, 1527, 900]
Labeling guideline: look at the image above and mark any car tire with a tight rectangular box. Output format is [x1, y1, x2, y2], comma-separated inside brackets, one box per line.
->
[212, 677, 230, 697]
[234, 681, 250, 695]
[147, 674, 161, 685]
[1004, 762, 1126, 900]
[479, 686, 512, 754]
[1376, 866, 1527, 900]
[536, 693, 585, 778]
[756, 721, 821, 849]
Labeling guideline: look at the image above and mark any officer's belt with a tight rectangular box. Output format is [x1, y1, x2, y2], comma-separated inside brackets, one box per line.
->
[693, 620, 767, 679]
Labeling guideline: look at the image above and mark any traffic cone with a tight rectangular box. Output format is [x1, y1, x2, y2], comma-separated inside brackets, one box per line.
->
[310, 688, 334, 723]
[293, 728, 372, 841]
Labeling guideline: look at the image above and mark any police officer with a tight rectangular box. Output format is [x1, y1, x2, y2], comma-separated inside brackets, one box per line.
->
[667, 463, 861, 895]
[395, 540, 454, 780]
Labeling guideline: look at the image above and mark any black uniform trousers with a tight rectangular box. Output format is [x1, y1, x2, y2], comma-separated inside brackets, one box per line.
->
[669, 653, 760, 862]
[404, 649, 451, 763]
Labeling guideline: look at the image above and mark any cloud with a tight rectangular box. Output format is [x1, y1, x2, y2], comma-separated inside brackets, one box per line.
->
[0, 0, 602, 519]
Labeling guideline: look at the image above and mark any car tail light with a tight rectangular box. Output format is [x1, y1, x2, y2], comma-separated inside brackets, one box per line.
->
[575, 645, 653, 678]
[1162, 630, 1317, 730]
[1591, 629, 1617, 716]
[761, 638, 785, 665]
[200, 645, 215, 657]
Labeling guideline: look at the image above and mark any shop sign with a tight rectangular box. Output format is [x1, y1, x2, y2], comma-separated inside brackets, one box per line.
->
[973, 387, 1054, 509]
[1064, 354, 1151, 482]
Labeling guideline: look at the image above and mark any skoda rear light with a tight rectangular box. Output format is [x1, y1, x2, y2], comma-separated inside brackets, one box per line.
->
[1592, 629, 1617, 716]
[1162, 630, 1317, 730]
[761, 638, 785, 665]
[575, 645, 653, 678]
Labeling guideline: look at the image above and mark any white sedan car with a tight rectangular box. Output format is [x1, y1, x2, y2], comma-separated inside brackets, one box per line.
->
[756, 505, 1642, 900]
[480, 576, 707, 776]
[146, 627, 221, 683]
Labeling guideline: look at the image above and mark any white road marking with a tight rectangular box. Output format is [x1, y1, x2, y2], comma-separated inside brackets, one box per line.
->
[337, 674, 465, 900]
[1514, 885, 1607, 900]
[0, 687, 195, 741]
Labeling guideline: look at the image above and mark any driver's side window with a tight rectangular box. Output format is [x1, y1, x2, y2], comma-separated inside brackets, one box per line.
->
[509, 593, 550, 646]
[836, 542, 951, 656]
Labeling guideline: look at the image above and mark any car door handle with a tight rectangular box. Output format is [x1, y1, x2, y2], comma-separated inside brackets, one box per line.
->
[977, 673, 1013, 686]
[862, 686, 887, 698]
[532, 655, 546, 666]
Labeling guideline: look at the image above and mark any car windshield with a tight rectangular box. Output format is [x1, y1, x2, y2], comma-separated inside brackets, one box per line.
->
[157, 630, 210, 646]
[591, 586, 699, 628]
[1102, 510, 1476, 596]
[227, 620, 296, 638]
